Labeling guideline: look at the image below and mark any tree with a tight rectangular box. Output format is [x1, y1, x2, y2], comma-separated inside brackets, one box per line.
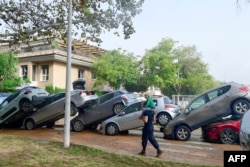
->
[141, 38, 178, 92]
[0, 0, 144, 45]
[92, 50, 139, 90]
[162, 45, 217, 96]
[139, 37, 217, 97]
[0, 52, 22, 92]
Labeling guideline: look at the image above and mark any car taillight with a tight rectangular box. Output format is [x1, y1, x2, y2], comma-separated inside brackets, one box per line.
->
[121, 95, 128, 100]
[79, 91, 86, 96]
[164, 104, 175, 109]
[24, 90, 32, 94]
[240, 86, 249, 92]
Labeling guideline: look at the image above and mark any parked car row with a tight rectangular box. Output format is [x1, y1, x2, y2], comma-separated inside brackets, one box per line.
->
[2, 81, 249, 147]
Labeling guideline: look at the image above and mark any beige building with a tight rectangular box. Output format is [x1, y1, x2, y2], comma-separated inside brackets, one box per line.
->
[0, 37, 106, 90]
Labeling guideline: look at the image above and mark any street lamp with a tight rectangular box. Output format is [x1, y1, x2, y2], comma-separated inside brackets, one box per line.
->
[64, 0, 73, 148]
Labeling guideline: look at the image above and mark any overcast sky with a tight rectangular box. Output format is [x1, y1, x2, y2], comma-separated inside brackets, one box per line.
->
[99, 0, 250, 85]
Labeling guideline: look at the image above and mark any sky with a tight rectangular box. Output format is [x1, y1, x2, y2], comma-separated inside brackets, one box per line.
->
[99, 0, 250, 85]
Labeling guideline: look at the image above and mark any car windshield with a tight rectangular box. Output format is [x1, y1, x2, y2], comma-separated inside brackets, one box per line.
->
[0, 90, 21, 109]
[123, 102, 143, 114]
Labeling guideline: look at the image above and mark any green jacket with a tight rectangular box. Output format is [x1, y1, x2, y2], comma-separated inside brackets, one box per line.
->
[144, 97, 156, 109]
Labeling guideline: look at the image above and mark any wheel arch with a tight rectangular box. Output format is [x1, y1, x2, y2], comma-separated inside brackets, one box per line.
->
[156, 111, 172, 120]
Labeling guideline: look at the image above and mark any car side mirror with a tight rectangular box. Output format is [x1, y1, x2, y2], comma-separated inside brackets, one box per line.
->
[118, 112, 125, 116]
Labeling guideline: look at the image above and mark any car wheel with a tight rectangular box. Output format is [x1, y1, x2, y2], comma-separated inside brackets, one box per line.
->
[25, 119, 36, 130]
[72, 120, 84, 132]
[105, 123, 119, 136]
[113, 103, 125, 115]
[219, 128, 237, 144]
[232, 99, 250, 116]
[20, 99, 33, 113]
[46, 122, 55, 128]
[70, 103, 79, 116]
[174, 125, 191, 141]
[157, 113, 171, 126]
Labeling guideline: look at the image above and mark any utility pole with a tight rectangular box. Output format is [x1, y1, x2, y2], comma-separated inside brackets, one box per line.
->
[64, 0, 73, 147]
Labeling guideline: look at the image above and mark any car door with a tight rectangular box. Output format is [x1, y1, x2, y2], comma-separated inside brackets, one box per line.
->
[117, 102, 144, 131]
[207, 87, 232, 117]
[83, 93, 115, 125]
[33, 93, 65, 124]
[184, 93, 216, 129]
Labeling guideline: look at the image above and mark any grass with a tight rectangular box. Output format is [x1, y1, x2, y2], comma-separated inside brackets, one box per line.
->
[0, 134, 219, 167]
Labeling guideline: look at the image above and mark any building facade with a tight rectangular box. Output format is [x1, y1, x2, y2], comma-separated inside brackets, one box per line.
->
[0, 37, 106, 90]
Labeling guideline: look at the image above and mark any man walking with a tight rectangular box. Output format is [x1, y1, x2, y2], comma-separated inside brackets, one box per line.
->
[138, 93, 163, 158]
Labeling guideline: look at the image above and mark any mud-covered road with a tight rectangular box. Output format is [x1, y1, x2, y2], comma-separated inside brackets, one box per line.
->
[0, 126, 242, 167]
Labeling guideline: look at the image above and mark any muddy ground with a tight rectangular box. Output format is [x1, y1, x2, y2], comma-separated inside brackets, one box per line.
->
[0, 126, 242, 167]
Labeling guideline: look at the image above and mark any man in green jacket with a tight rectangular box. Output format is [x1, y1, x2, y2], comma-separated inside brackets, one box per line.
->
[138, 93, 163, 158]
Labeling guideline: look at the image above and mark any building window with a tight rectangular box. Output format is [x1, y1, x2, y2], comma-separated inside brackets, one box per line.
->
[78, 69, 84, 79]
[91, 72, 96, 80]
[32, 65, 36, 81]
[41, 65, 49, 81]
[21, 65, 28, 80]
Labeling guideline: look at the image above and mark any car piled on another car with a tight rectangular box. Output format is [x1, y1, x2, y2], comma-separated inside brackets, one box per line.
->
[70, 90, 138, 132]
[162, 81, 250, 141]
[21, 91, 98, 130]
[100, 101, 145, 135]
[99, 95, 180, 136]
[0, 86, 50, 128]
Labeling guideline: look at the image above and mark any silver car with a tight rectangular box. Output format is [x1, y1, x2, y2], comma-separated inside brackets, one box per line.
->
[100, 101, 144, 135]
[22, 92, 98, 130]
[239, 109, 250, 150]
[163, 81, 250, 141]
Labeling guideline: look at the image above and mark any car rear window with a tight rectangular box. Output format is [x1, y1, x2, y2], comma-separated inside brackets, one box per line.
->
[163, 97, 172, 104]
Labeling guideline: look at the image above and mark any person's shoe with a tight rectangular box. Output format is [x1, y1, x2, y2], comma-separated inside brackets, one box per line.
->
[156, 149, 163, 158]
[138, 150, 146, 156]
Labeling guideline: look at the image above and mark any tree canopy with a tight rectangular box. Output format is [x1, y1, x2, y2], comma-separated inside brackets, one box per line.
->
[0, 52, 22, 92]
[0, 0, 144, 45]
[92, 50, 139, 90]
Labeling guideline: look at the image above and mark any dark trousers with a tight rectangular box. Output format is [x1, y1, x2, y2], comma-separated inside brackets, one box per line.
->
[141, 126, 159, 151]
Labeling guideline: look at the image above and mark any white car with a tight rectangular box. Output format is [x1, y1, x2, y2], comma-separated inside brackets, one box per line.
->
[0, 86, 50, 127]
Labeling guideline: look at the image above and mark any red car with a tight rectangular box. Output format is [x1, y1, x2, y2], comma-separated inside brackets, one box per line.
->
[201, 117, 241, 144]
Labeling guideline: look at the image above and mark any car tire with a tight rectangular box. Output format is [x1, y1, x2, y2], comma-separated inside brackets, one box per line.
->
[72, 120, 84, 132]
[70, 103, 79, 116]
[232, 99, 250, 116]
[174, 125, 191, 141]
[46, 122, 55, 128]
[113, 103, 125, 115]
[157, 113, 171, 126]
[105, 123, 119, 136]
[219, 128, 237, 144]
[25, 119, 37, 130]
[20, 99, 33, 113]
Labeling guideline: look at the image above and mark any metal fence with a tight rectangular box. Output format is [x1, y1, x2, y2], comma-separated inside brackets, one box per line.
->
[172, 94, 197, 110]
